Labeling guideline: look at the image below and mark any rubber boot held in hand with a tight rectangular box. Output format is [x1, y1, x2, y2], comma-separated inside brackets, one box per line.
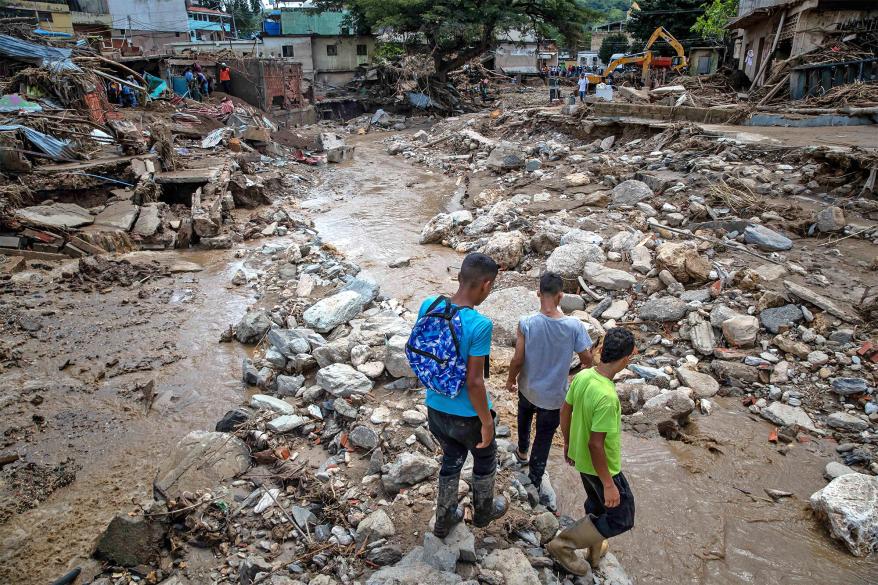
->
[433, 473, 464, 538]
[472, 471, 508, 528]
[546, 516, 605, 575]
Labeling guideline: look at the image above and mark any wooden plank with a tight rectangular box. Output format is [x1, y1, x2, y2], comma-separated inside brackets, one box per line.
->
[0, 248, 68, 261]
[68, 236, 108, 256]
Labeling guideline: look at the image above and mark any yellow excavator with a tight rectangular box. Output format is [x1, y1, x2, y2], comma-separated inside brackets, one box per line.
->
[587, 26, 689, 85]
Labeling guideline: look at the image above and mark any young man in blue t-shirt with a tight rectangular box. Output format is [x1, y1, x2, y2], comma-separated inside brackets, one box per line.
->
[420, 253, 508, 537]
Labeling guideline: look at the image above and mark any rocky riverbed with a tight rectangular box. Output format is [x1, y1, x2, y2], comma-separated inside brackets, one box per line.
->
[1, 102, 877, 585]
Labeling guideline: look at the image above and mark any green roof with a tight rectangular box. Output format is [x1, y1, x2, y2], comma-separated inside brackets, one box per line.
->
[280, 9, 350, 36]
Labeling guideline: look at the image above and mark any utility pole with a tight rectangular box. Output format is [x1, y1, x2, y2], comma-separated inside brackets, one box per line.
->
[126, 14, 131, 44]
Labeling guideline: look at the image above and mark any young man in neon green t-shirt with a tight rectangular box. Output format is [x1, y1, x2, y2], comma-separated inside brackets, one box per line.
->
[547, 327, 636, 576]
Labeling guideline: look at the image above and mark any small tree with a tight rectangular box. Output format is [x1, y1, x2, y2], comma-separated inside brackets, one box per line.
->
[691, 0, 738, 40]
[599, 33, 630, 65]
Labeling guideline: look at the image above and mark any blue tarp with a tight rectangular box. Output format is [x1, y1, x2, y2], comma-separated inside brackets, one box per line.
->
[33, 29, 74, 38]
[407, 92, 437, 109]
[0, 124, 79, 160]
[0, 33, 79, 71]
[145, 72, 168, 99]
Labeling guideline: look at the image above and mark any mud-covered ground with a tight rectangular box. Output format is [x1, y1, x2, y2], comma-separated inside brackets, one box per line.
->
[1, 125, 876, 584]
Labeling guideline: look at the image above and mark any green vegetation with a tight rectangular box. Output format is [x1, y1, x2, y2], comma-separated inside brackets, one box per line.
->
[691, 0, 738, 40]
[627, 0, 706, 51]
[318, 0, 603, 79]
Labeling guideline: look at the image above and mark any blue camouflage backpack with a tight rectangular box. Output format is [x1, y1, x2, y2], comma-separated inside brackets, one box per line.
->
[406, 296, 469, 398]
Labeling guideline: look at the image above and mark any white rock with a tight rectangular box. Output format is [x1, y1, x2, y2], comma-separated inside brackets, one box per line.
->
[810, 473, 878, 557]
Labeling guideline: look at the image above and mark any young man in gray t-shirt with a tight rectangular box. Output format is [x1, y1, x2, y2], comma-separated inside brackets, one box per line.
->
[506, 272, 593, 495]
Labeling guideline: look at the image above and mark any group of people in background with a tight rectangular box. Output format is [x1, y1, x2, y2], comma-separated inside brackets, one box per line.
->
[184, 62, 233, 102]
[543, 63, 597, 78]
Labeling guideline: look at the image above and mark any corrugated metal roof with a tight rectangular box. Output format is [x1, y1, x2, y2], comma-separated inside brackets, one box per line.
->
[0, 33, 78, 70]
[280, 9, 348, 36]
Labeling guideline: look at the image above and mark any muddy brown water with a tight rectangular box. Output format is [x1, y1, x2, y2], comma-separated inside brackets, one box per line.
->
[2, 130, 876, 584]
[0, 249, 257, 583]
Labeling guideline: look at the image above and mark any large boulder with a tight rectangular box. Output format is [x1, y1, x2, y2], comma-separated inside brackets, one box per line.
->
[676, 368, 719, 398]
[385, 334, 415, 378]
[316, 363, 374, 397]
[235, 309, 272, 343]
[154, 431, 250, 499]
[639, 297, 688, 322]
[382, 452, 440, 494]
[744, 224, 793, 251]
[641, 390, 695, 422]
[420, 213, 454, 245]
[478, 287, 540, 346]
[583, 262, 636, 290]
[481, 230, 527, 269]
[546, 243, 606, 279]
[356, 509, 396, 544]
[816, 206, 845, 233]
[303, 290, 367, 333]
[810, 473, 878, 557]
[760, 304, 803, 334]
[266, 328, 311, 358]
[366, 547, 462, 585]
[93, 515, 164, 567]
[722, 315, 759, 347]
[611, 180, 654, 206]
[655, 242, 710, 283]
[486, 142, 524, 171]
[760, 401, 817, 432]
[481, 547, 541, 585]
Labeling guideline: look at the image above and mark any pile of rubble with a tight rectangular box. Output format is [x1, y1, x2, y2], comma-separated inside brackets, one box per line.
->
[382, 105, 878, 555]
[86, 219, 636, 585]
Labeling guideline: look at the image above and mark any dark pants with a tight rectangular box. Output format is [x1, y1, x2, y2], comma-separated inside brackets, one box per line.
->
[581, 471, 636, 538]
[517, 392, 560, 486]
[221, 80, 232, 94]
[428, 407, 497, 477]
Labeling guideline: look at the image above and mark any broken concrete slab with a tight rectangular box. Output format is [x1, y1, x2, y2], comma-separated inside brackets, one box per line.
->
[154, 167, 220, 184]
[783, 280, 860, 323]
[133, 203, 161, 237]
[92, 201, 139, 231]
[15, 203, 94, 229]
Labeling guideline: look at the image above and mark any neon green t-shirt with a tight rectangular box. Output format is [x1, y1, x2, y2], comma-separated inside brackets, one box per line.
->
[565, 368, 622, 476]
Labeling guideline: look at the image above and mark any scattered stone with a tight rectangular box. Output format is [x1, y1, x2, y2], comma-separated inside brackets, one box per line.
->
[831, 378, 869, 396]
[722, 315, 759, 347]
[533, 511, 559, 544]
[316, 363, 373, 397]
[810, 473, 878, 556]
[826, 412, 869, 432]
[816, 206, 845, 233]
[760, 402, 817, 432]
[236, 309, 272, 343]
[154, 431, 250, 498]
[382, 452, 440, 494]
[482, 230, 527, 269]
[546, 244, 606, 279]
[639, 296, 688, 321]
[482, 547, 542, 585]
[349, 426, 380, 450]
[611, 180, 653, 206]
[356, 509, 395, 544]
[583, 262, 636, 290]
[676, 368, 719, 398]
[760, 304, 804, 334]
[249, 394, 295, 415]
[825, 461, 857, 480]
[422, 532, 458, 572]
[303, 290, 368, 333]
[479, 287, 540, 346]
[93, 515, 163, 567]
[743, 224, 793, 251]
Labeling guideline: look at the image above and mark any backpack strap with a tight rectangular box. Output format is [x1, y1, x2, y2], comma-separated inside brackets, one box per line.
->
[424, 295, 447, 315]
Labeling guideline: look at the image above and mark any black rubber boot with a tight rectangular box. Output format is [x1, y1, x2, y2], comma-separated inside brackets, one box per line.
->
[472, 471, 508, 528]
[433, 473, 464, 538]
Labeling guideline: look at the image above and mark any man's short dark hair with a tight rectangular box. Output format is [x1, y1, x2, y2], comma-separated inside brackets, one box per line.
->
[459, 253, 499, 286]
[539, 271, 564, 295]
[601, 327, 635, 363]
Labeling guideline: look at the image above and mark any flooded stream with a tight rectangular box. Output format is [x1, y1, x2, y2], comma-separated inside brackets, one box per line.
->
[0, 249, 256, 583]
[2, 130, 876, 584]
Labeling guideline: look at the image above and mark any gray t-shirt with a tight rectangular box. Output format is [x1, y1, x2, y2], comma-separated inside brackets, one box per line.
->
[518, 313, 592, 410]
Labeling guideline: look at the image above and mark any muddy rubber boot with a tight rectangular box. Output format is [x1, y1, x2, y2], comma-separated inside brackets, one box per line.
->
[432, 473, 464, 538]
[472, 471, 509, 528]
[546, 516, 604, 576]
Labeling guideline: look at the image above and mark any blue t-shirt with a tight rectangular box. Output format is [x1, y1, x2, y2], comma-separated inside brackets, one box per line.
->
[418, 296, 493, 417]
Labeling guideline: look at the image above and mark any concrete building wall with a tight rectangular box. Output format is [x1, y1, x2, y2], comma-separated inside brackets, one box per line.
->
[494, 42, 537, 72]
[311, 36, 374, 73]
[260, 36, 313, 75]
[2, 1, 73, 34]
[793, 8, 878, 55]
[107, 0, 189, 34]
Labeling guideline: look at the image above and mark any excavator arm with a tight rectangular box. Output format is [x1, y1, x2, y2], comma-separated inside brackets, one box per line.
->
[587, 53, 649, 84]
[644, 26, 688, 73]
